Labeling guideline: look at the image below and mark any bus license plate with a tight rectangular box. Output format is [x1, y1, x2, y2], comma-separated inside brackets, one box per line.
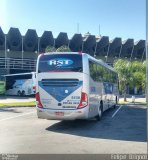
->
[55, 112, 64, 116]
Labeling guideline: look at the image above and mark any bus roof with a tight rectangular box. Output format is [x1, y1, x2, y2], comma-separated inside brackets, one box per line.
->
[42, 52, 82, 55]
[41, 52, 116, 73]
[86, 54, 116, 72]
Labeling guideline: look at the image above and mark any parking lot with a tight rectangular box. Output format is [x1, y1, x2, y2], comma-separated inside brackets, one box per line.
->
[0, 104, 147, 154]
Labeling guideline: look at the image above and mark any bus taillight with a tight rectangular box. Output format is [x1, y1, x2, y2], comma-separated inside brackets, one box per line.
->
[77, 92, 88, 109]
[33, 86, 36, 91]
[36, 92, 43, 108]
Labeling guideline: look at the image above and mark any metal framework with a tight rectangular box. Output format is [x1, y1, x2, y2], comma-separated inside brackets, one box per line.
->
[0, 58, 36, 70]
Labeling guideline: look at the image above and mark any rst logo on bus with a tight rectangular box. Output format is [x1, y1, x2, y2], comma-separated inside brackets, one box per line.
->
[48, 58, 73, 67]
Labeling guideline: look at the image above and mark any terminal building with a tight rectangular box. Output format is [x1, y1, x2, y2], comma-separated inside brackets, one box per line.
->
[0, 27, 146, 76]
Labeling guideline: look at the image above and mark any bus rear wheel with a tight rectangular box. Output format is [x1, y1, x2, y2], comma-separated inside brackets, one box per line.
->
[113, 96, 118, 108]
[21, 90, 25, 96]
[17, 90, 21, 96]
[95, 104, 103, 121]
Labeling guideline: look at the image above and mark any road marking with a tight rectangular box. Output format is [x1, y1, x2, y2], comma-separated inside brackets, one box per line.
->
[112, 105, 123, 118]
[0, 111, 36, 122]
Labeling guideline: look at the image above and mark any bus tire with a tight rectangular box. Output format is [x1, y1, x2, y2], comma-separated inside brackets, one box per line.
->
[21, 90, 25, 96]
[114, 96, 118, 108]
[96, 103, 103, 121]
[116, 96, 118, 105]
[17, 90, 21, 96]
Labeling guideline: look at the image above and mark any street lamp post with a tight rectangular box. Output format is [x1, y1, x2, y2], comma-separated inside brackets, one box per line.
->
[22, 36, 24, 69]
[106, 43, 110, 62]
[141, 47, 145, 62]
[124, 62, 131, 101]
[94, 42, 98, 57]
[38, 37, 40, 55]
[104, 55, 107, 62]
[4, 34, 7, 68]
[7, 49, 10, 70]
[130, 45, 134, 61]
[81, 41, 84, 53]
[118, 44, 122, 58]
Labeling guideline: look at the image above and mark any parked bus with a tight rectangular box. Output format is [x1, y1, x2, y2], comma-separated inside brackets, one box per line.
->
[36, 52, 119, 120]
[5, 72, 36, 96]
[0, 76, 5, 95]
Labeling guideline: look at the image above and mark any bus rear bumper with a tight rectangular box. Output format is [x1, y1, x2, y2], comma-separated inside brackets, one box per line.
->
[36, 107, 88, 120]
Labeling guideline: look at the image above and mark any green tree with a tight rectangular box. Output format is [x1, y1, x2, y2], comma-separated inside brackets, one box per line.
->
[56, 45, 71, 52]
[142, 61, 146, 90]
[131, 61, 146, 93]
[114, 59, 146, 101]
[113, 59, 133, 101]
[45, 45, 56, 52]
[45, 45, 71, 52]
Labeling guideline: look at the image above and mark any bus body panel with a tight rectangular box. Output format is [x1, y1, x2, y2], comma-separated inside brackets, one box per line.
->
[36, 72, 90, 120]
[5, 79, 34, 96]
[37, 107, 89, 120]
[87, 56, 119, 116]
[5, 72, 36, 96]
[37, 72, 83, 109]
[88, 78, 103, 118]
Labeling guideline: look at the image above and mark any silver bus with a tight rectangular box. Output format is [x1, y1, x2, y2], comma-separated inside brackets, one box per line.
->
[36, 52, 119, 120]
[5, 72, 36, 96]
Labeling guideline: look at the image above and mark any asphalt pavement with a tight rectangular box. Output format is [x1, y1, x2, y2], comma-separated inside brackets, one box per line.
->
[0, 104, 147, 154]
[0, 95, 35, 103]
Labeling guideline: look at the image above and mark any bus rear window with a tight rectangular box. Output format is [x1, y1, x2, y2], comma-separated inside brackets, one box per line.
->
[38, 54, 83, 73]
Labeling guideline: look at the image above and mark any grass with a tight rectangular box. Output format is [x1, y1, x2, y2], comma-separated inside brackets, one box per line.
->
[0, 99, 146, 107]
[118, 100, 147, 105]
[0, 101, 36, 107]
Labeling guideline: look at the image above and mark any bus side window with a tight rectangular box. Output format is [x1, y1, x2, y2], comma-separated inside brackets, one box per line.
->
[89, 61, 97, 81]
[112, 72, 117, 83]
[111, 72, 115, 83]
[107, 70, 110, 82]
[116, 74, 118, 84]
[103, 68, 108, 82]
[96, 64, 103, 82]
[109, 71, 114, 83]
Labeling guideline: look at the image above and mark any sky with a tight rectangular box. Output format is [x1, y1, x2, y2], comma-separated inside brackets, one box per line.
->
[0, 0, 146, 41]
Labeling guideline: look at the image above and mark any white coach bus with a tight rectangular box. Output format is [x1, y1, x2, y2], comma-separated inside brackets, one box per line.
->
[36, 52, 119, 120]
[5, 72, 36, 96]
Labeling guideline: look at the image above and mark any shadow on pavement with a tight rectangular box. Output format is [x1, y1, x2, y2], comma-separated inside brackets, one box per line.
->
[46, 106, 146, 142]
[0, 95, 35, 99]
[0, 108, 22, 113]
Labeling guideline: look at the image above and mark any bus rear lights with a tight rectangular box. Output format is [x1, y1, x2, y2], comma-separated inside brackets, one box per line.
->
[33, 86, 36, 90]
[77, 92, 88, 109]
[33, 86, 36, 92]
[36, 92, 43, 108]
[82, 101, 87, 106]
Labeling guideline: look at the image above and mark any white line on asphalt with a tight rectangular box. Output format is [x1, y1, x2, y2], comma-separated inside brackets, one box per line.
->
[0, 111, 36, 122]
[112, 105, 123, 118]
